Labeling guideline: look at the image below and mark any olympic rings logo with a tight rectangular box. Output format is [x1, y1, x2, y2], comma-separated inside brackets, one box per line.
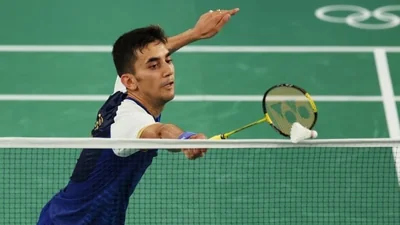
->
[315, 5, 400, 29]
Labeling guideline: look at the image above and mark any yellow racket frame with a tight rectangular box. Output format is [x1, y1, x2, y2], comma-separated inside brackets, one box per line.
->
[210, 84, 318, 140]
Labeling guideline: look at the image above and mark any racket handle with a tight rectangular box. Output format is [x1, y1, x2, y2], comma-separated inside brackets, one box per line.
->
[209, 134, 226, 140]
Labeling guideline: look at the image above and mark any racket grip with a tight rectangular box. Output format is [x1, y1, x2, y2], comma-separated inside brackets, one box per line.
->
[209, 134, 225, 140]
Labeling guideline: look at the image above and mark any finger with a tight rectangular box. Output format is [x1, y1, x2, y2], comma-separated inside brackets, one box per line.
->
[192, 149, 204, 159]
[182, 149, 192, 158]
[215, 14, 231, 30]
[197, 149, 205, 157]
[193, 149, 202, 157]
[213, 9, 228, 15]
[229, 8, 240, 15]
[189, 149, 201, 160]
[186, 152, 195, 160]
[183, 149, 205, 160]
[214, 8, 239, 16]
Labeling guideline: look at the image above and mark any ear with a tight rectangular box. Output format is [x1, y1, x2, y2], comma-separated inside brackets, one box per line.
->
[120, 73, 138, 91]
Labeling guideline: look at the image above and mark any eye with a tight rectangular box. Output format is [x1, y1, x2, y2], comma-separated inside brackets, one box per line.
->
[149, 64, 158, 69]
[166, 58, 173, 64]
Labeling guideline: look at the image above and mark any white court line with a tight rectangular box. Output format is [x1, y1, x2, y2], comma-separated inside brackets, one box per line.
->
[374, 49, 400, 186]
[1, 45, 400, 52]
[0, 94, 390, 102]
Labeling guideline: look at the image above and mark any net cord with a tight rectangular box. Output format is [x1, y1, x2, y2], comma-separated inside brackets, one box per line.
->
[0, 137, 400, 149]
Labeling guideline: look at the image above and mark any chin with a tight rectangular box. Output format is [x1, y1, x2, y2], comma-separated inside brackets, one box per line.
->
[167, 93, 175, 101]
[161, 93, 175, 103]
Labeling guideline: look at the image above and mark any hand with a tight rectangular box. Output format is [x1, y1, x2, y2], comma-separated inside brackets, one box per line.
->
[191, 8, 240, 39]
[182, 133, 208, 160]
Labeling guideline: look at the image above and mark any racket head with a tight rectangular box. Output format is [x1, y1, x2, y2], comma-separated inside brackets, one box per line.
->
[262, 83, 318, 137]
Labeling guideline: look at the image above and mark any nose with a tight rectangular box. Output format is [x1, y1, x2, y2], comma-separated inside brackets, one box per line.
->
[162, 62, 174, 77]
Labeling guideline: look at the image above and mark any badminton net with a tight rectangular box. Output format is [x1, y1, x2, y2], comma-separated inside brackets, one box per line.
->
[0, 137, 399, 225]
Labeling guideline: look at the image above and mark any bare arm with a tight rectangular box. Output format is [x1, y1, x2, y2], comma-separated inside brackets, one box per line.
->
[166, 29, 197, 54]
[140, 123, 207, 159]
[139, 123, 185, 139]
[166, 8, 240, 53]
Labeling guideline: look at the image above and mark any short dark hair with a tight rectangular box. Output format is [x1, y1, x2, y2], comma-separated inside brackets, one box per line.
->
[112, 25, 168, 76]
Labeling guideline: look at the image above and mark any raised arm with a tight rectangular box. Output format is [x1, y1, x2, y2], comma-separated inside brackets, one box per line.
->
[113, 8, 240, 93]
[166, 8, 240, 53]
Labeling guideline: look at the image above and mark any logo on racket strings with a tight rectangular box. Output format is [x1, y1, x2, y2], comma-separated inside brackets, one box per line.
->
[269, 101, 313, 125]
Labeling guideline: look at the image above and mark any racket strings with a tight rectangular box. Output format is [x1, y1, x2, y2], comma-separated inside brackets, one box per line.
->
[264, 87, 316, 135]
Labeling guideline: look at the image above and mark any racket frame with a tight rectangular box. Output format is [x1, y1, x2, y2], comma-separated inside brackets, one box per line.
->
[262, 83, 318, 137]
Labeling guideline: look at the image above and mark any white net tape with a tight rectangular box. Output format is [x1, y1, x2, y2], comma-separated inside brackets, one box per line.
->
[1, 137, 400, 148]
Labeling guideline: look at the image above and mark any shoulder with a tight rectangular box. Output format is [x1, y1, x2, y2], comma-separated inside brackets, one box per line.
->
[114, 99, 155, 122]
[110, 99, 159, 157]
[111, 99, 158, 139]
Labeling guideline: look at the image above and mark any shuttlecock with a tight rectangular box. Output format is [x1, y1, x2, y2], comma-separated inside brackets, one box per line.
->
[290, 122, 318, 143]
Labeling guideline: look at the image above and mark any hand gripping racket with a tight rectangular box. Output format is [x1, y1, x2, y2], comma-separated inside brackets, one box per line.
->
[210, 84, 318, 141]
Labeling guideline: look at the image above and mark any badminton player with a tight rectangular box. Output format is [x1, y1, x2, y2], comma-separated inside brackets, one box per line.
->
[37, 8, 239, 225]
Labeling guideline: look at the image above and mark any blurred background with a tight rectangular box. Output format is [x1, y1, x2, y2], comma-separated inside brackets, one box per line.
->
[0, 0, 400, 224]
[0, 0, 399, 139]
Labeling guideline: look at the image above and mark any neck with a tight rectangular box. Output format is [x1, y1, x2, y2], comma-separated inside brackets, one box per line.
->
[127, 91, 164, 118]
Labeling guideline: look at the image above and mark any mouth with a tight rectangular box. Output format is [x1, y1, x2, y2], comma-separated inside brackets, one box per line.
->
[163, 81, 174, 88]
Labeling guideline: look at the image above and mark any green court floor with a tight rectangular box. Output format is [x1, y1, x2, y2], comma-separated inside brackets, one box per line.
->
[0, 0, 399, 224]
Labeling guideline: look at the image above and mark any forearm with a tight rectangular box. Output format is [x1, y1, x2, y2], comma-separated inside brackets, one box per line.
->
[166, 7, 239, 53]
[140, 123, 192, 139]
[140, 123, 195, 153]
[111, 123, 186, 157]
[157, 123, 186, 139]
[166, 29, 199, 53]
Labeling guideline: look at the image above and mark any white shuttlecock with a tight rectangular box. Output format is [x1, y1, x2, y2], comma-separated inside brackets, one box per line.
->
[290, 122, 318, 143]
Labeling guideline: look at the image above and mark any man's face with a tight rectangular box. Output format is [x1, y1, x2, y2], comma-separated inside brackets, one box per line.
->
[132, 41, 175, 104]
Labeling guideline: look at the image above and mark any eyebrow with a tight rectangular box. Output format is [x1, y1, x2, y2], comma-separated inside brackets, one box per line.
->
[145, 51, 171, 64]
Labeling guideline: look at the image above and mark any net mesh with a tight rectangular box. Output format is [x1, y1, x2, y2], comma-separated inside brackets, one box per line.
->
[0, 138, 399, 225]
